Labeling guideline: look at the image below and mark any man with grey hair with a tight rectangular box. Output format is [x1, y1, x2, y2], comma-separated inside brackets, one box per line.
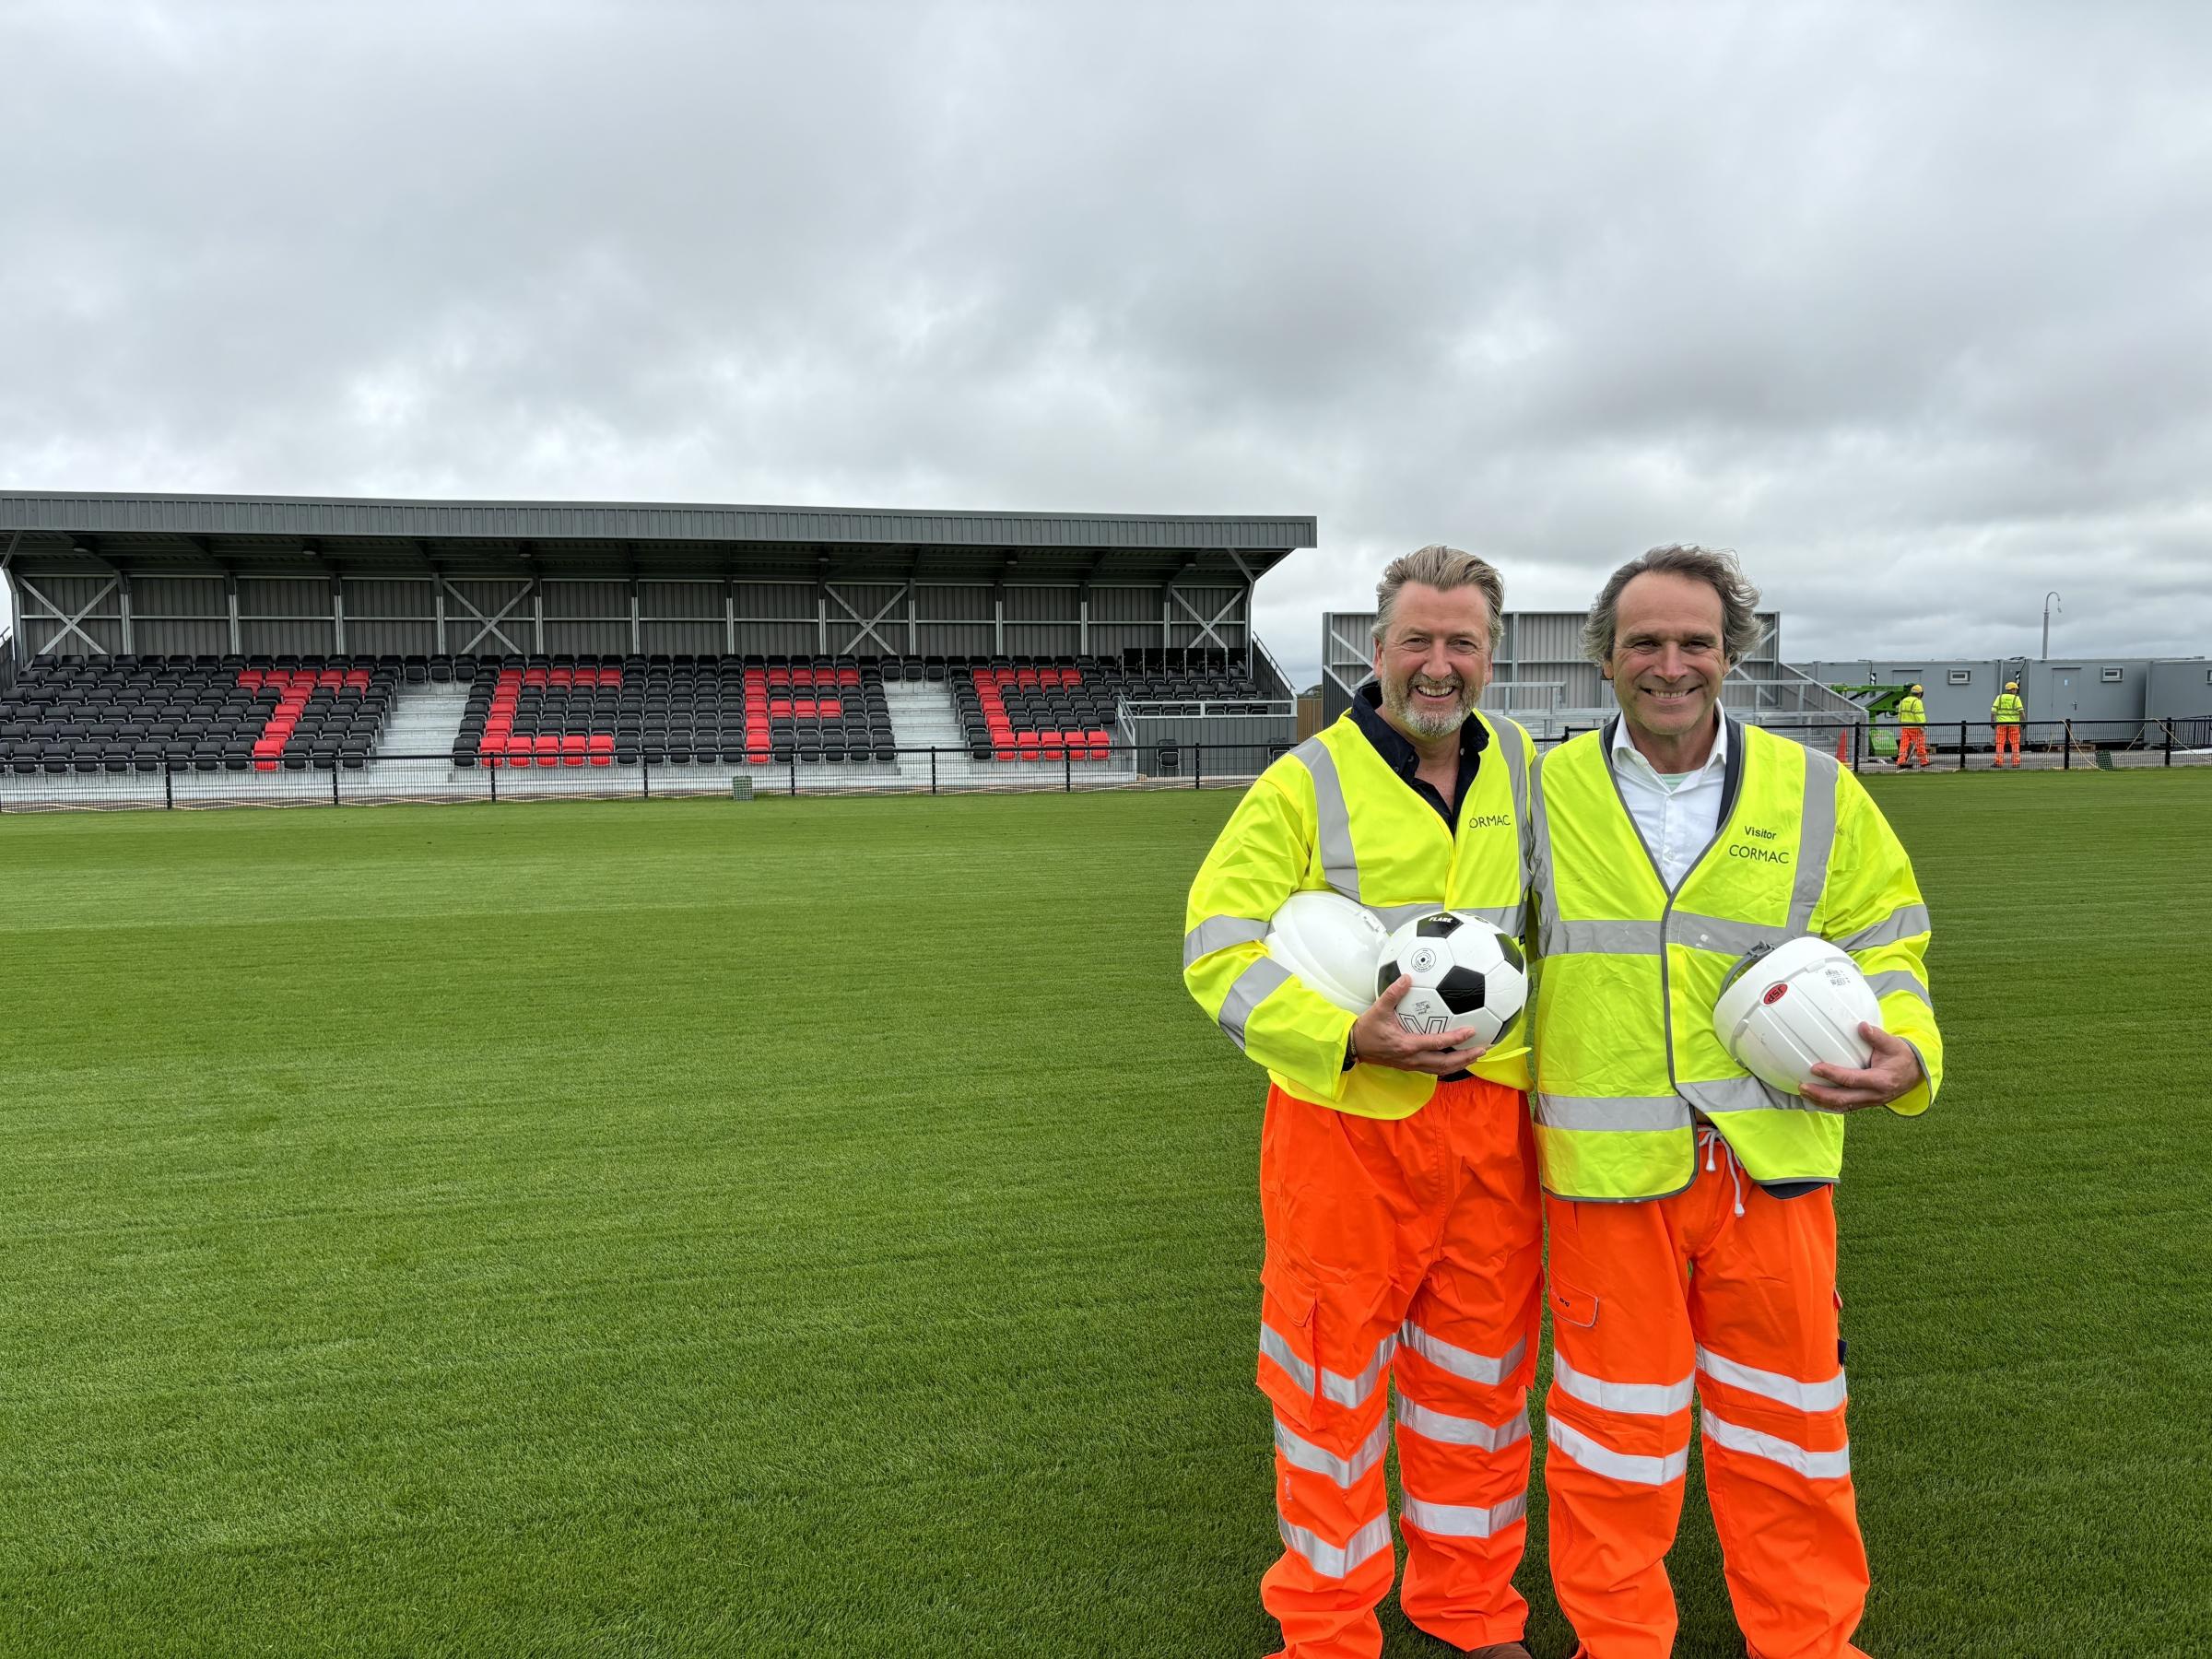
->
[1525, 546, 1943, 1659]
[1183, 545, 1544, 1659]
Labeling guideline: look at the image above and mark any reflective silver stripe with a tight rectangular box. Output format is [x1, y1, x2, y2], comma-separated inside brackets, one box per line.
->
[1400, 1490, 1528, 1539]
[1393, 1393, 1532, 1452]
[1218, 958, 1292, 1050]
[1670, 912, 1786, 959]
[1277, 1512, 1394, 1579]
[1677, 1075, 1782, 1115]
[1457, 903, 1524, 934]
[1528, 747, 1560, 955]
[1700, 1406, 1851, 1480]
[1544, 917, 1663, 956]
[1841, 903, 1931, 951]
[1398, 1321, 1525, 1387]
[1183, 913, 1270, 969]
[1547, 1416, 1689, 1487]
[1275, 1417, 1391, 1488]
[1493, 714, 1532, 899]
[1696, 1346, 1848, 1413]
[1263, 1322, 1399, 1412]
[1554, 1352, 1695, 1416]
[1534, 1094, 1691, 1132]
[1867, 970, 1932, 1007]
[1791, 749, 1839, 933]
[1324, 1334, 1399, 1410]
[1292, 737, 1359, 901]
[1371, 900, 1435, 929]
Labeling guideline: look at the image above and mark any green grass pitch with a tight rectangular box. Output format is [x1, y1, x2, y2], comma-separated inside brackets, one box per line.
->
[2, 769, 2207, 1657]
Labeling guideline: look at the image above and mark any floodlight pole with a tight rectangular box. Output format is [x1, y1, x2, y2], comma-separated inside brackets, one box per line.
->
[2041, 591, 2061, 660]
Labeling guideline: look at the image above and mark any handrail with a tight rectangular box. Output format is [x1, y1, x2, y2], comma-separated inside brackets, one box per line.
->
[1249, 634, 1300, 701]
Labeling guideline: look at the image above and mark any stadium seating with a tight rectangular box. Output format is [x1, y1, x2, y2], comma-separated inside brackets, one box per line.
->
[451, 654, 897, 769]
[0, 653, 398, 775]
[947, 652, 1267, 762]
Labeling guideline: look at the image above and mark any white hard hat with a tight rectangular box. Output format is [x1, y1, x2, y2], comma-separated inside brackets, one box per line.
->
[1712, 935, 1884, 1096]
[1266, 891, 1391, 1015]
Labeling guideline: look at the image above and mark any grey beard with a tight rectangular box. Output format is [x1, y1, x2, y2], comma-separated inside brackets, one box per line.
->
[1391, 693, 1471, 738]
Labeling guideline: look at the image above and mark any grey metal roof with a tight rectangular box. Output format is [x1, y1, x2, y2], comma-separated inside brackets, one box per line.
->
[0, 491, 1312, 583]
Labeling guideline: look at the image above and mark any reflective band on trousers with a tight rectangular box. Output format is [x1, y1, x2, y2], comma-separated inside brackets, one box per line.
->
[1398, 1321, 1525, 1386]
[1400, 1491, 1529, 1539]
[1700, 1406, 1852, 1480]
[1840, 902, 1931, 952]
[1274, 1416, 1391, 1488]
[1278, 1512, 1394, 1579]
[1216, 957, 1291, 1050]
[1393, 1393, 1532, 1452]
[1696, 1345, 1848, 1413]
[1182, 913, 1270, 969]
[1554, 1352, 1695, 1416]
[1547, 1416, 1689, 1488]
[1260, 1322, 1398, 1411]
[1535, 1093, 1691, 1131]
[1291, 736, 1361, 901]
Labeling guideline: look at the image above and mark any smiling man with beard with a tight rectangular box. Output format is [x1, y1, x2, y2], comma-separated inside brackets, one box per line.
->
[1184, 546, 1544, 1659]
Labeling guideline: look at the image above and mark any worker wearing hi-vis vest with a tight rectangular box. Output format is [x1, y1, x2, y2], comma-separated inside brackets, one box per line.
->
[1184, 545, 1543, 1659]
[1993, 680, 2026, 767]
[1894, 684, 1929, 768]
[1528, 547, 1942, 1659]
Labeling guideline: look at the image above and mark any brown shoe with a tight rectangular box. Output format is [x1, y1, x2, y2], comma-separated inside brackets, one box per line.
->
[1464, 1646, 1531, 1659]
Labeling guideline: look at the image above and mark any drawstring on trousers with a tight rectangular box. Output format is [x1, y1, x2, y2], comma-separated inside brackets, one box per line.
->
[1698, 1125, 1747, 1218]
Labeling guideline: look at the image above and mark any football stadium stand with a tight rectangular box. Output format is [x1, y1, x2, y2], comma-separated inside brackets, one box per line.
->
[0, 491, 1312, 806]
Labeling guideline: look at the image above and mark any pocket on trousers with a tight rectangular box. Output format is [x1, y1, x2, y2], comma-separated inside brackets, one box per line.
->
[1259, 1249, 1324, 1429]
[1547, 1277, 1599, 1332]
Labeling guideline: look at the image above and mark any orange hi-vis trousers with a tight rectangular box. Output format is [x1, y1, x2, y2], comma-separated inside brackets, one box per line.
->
[1896, 726, 1928, 766]
[1545, 1131, 1868, 1659]
[1255, 1077, 1544, 1659]
[1994, 724, 2022, 765]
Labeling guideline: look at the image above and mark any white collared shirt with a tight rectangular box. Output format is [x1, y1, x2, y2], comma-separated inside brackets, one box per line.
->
[1609, 712, 1729, 890]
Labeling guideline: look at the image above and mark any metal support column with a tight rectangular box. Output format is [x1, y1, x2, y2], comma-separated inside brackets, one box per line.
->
[724, 578, 735, 656]
[434, 583, 448, 654]
[332, 578, 347, 655]
[629, 579, 641, 654]
[532, 580, 545, 654]
[118, 572, 135, 654]
[225, 575, 241, 654]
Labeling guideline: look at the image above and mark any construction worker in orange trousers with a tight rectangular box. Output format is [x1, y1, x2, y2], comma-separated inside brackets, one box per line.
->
[1992, 681, 2025, 766]
[1893, 685, 1928, 769]
[1529, 547, 1943, 1659]
[1185, 546, 1544, 1659]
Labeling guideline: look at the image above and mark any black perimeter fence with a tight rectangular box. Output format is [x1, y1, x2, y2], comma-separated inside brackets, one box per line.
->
[1, 718, 2206, 813]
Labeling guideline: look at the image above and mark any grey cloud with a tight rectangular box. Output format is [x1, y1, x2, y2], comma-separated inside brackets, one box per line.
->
[4, 1, 2209, 686]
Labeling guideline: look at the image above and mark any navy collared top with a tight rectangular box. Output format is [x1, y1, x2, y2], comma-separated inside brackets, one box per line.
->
[1349, 681, 1488, 828]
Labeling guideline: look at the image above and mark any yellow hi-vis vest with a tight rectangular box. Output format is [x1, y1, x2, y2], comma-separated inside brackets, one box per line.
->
[1897, 695, 1926, 725]
[1183, 709, 1535, 1118]
[1528, 719, 1943, 1198]
[1993, 693, 2024, 724]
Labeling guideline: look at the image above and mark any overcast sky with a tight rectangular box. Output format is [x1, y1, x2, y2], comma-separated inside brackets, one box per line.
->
[4, 1, 2209, 685]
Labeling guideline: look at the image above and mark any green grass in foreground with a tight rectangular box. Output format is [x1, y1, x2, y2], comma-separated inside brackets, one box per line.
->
[1, 768, 2207, 1657]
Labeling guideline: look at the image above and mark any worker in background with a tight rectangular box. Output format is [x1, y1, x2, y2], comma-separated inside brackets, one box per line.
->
[1992, 679, 2025, 767]
[1528, 545, 1942, 1659]
[1184, 545, 1545, 1659]
[1895, 683, 1929, 769]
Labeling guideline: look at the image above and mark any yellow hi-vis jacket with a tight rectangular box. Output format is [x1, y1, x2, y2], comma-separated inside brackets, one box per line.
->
[1183, 709, 1535, 1118]
[1993, 692, 2025, 723]
[1897, 695, 1926, 725]
[1528, 719, 1942, 1198]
